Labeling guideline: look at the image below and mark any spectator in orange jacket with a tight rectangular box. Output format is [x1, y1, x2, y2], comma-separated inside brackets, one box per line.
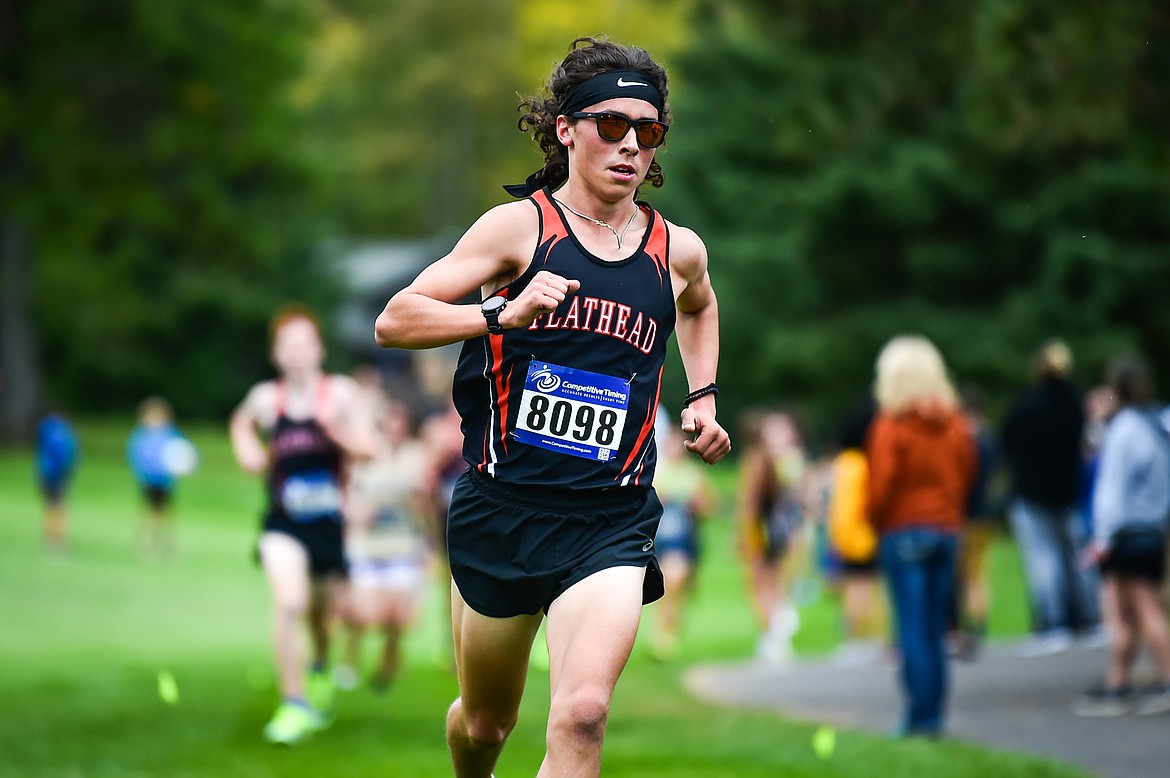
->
[866, 335, 976, 737]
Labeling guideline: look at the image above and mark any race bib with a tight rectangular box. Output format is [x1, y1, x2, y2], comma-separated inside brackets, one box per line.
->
[513, 361, 629, 462]
[280, 471, 342, 522]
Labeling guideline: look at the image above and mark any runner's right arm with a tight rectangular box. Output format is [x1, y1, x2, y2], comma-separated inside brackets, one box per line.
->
[374, 201, 576, 349]
[230, 383, 272, 474]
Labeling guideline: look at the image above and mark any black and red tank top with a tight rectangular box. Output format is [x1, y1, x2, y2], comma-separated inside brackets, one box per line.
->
[451, 187, 677, 490]
[265, 379, 344, 524]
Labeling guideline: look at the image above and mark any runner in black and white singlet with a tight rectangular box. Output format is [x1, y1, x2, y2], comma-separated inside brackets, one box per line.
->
[375, 38, 730, 778]
[230, 306, 376, 746]
[263, 378, 346, 568]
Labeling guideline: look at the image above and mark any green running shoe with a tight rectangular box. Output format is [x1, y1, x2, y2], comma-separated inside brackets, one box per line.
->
[263, 701, 324, 745]
[307, 670, 337, 724]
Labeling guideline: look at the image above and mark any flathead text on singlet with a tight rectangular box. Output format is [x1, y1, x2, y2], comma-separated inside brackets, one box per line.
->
[527, 294, 658, 355]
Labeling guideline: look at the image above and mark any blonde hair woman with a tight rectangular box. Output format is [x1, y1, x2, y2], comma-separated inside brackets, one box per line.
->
[867, 335, 976, 737]
[873, 335, 958, 416]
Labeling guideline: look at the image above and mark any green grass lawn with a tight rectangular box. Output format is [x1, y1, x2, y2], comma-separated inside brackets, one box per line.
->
[0, 419, 1086, 777]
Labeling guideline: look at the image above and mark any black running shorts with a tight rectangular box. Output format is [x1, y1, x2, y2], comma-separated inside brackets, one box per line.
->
[1101, 526, 1166, 583]
[447, 468, 665, 618]
[260, 514, 348, 579]
[38, 474, 70, 505]
[142, 484, 174, 511]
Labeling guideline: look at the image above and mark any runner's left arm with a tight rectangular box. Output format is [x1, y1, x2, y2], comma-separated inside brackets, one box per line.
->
[670, 226, 731, 464]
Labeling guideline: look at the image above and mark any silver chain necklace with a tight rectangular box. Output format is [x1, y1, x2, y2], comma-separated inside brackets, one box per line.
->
[555, 199, 640, 249]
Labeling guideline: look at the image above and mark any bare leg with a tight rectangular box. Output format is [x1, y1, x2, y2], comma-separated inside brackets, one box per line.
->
[307, 576, 338, 670]
[333, 581, 368, 690]
[747, 557, 780, 629]
[153, 505, 176, 558]
[962, 531, 991, 632]
[258, 532, 312, 701]
[841, 575, 865, 639]
[654, 555, 691, 657]
[965, 570, 990, 627]
[338, 581, 362, 666]
[373, 624, 403, 691]
[344, 623, 363, 669]
[1131, 579, 1170, 683]
[44, 502, 67, 552]
[447, 580, 542, 778]
[841, 573, 885, 640]
[1099, 576, 1138, 690]
[754, 555, 797, 661]
[537, 566, 646, 778]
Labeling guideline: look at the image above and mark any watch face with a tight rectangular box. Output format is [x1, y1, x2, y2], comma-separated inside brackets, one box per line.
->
[482, 296, 506, 313]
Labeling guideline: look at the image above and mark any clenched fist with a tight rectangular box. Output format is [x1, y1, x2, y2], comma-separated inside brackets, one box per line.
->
[500, 270, 581, 330]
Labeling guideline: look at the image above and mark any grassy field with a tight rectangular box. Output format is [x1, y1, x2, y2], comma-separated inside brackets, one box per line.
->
[0, 419, 1087, 777]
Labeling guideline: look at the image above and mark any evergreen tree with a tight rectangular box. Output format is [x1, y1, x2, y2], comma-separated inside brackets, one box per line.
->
[659, 0, 1170, 431]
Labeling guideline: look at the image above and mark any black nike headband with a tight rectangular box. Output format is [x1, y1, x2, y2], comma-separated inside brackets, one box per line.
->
[560, 69, 665, 118]
[503, 69, 664, 198]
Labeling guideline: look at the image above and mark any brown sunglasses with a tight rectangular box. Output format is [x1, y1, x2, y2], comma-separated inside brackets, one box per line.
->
[571, 112, 670, 149]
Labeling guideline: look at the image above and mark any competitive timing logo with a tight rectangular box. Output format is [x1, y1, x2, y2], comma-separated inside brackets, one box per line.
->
[530, 367, 562, 393]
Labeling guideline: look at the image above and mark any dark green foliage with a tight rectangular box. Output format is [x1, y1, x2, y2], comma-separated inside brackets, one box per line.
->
[4, 0, 337, 419]
[3, 1, 528, 425]
[6, 0, 1169, 434]
[657, 0, 1170, 432]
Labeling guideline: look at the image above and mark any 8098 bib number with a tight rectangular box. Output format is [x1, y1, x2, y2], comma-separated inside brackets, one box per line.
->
[524, 394, 620, 447]
[513, 361, 629, 462]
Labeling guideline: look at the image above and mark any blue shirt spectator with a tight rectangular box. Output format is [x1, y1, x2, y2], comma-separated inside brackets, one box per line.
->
[1091, 406, 1170, 547]
[36, 412, 78, 488]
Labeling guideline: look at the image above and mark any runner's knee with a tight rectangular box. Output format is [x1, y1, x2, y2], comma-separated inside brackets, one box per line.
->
[460, 701, 519, 746]
[549, 687, 610, 745]
[274, 598, 308, 623]
[1113, 620, 1136, 655]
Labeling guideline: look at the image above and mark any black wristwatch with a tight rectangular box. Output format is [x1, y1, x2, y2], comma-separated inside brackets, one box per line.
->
[481, 295, 507, 334]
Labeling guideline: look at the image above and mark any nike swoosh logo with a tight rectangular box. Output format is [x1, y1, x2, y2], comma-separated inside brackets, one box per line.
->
[617, 78, 648, 87]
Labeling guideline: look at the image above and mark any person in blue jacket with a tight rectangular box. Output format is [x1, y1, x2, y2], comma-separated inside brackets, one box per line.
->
[36, 408, 79, 554]
[127, 396, 194, 559]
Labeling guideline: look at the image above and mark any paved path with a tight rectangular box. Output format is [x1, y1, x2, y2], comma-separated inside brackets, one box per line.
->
[684, 641, 1168, 778]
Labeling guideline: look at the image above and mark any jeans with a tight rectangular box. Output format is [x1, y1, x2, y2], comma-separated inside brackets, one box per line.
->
[880, 528, 958, 735]
[1008, 498, 1100, 635]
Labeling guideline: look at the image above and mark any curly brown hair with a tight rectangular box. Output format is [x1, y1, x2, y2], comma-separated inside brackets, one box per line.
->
[516, 36, 671, 193]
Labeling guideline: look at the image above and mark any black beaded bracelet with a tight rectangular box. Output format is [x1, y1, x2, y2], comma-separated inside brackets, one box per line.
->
[682, 383, 719, 407]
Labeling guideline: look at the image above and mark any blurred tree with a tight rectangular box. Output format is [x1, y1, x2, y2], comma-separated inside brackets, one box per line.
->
[1, 0, 336, 434]
[0, 0, 693, 435]
[293, 0, 521, 237]
[289, 1, 698, 391]
[658, 0, 1170, 436]
[10, 0, 1163, 442]
[1, 1, 41, 441]
[294, 0, 692, 235]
